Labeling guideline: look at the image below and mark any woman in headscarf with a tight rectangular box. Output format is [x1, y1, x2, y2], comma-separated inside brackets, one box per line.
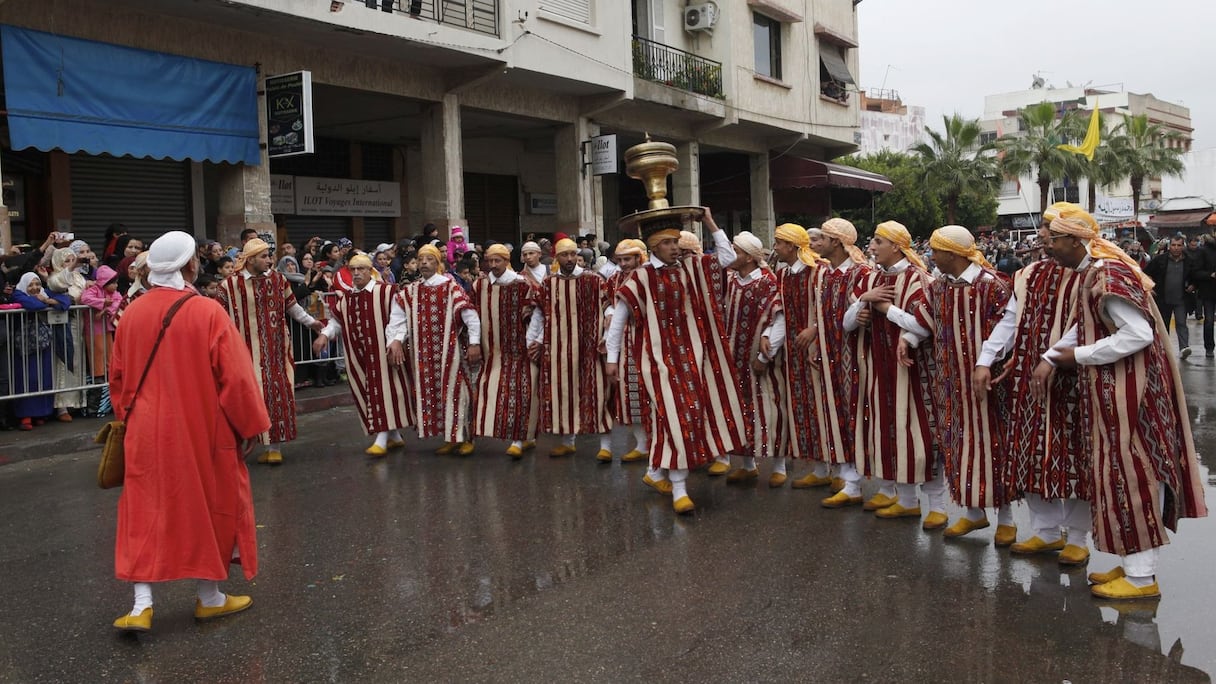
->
[11, 272, 72, 430]
[80, 266, 123, 415]
[46, 248, 87, 420]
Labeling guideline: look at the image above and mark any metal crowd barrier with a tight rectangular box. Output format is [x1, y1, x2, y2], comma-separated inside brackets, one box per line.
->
[0, 295, 346, 404]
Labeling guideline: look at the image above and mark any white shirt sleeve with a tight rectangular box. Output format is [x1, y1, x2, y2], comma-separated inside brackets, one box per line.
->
[843, 300, 865, 332]
[526, 309, 544, 346]
[288, 302, 317, 327]
[605, 301, 632, 363]
[320, 318, 341, 341]
[711, 230, 736, 268]
[386, 297, 410, 344]
[977, 293, 1018, 367]
[1047, 298, 1153, 366]
[1043, 325, 1078, 366]
[461, 308, 481, 346]
[886, 304, 930, 346]
[763, 312, 787, 361]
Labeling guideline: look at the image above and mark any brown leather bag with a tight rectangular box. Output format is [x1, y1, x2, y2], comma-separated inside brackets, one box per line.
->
[95, 293, 195, 489]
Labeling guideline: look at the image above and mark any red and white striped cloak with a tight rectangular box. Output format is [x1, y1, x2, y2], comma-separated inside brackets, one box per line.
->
[771, 263, 826, 460]
[1073, 260, 1207, 557]
[538, 272, 611, 435]
[927, 268, 1017, 508]
[605, 270, 643, 426]
[1006, 260, 1086, 500]
[853, 265, 936, 484]
[396, 278, 476, 443]
[810, 260, 870, 466]
[327, 281, 414, 435]
[471, 276, 539, 442]
[724, 269, 781, 459]
[616, 257, 745, 470]
[217, 270, 298, 444]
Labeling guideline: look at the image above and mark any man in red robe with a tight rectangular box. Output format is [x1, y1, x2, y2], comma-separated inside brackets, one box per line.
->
[606, 208, 745, 514]
[921, 226, 1018, 542]
[1034, 213, 1206, 600]
[719, 231, 779, 482]
[602, 239, 651, 464]
[529, 238, 612, 458]
[389, 244, 481, 454]
[810, 218, 871, 508]
[110, 231, 269, 632]
[217, 238, 323, 465]
[845, 221, 948, 528]
[312, 253, 413, 456]
[471, 244, 539, 458]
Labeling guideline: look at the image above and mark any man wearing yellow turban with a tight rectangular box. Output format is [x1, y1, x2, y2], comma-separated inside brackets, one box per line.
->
[600, 238, 652, 464]
[924, 225, 1019, 542]
[312, 252, 412, 456]
[530, 233, 613, 458]
[605, 207, 745, 513]
[843, 219, 946, 524]
[757, 222, 826, 488]
[388, 241, 481, 455]
[217, 235, 324, 465]
[1031, 209, 1207, 600]
[470, 243, 541, 458]
[797, 217, 871, 508]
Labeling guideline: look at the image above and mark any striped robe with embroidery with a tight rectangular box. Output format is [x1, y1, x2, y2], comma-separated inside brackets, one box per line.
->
[810, 260, 870, 466]
[471, 276, 539, 441]
[327, 282, 414, 434]
[217, 270, 297, 444]
[616, 257, 745, 470]
[1073, 260, 1207, 556]
[771, 263, 826, 460]
[605, 270, 644, 426]
[396, 279, 476, 442]
[538, 272, 611, 435]
[724, 269, 780, 459]
[853, 265, 936, 484]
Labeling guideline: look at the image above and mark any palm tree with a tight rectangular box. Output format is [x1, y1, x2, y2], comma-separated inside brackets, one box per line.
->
[996, 102, 1084, 218]
[1057, 109, 1124, 213]
[911, 114, 998, 224]
[1108, 114, 1186, 219]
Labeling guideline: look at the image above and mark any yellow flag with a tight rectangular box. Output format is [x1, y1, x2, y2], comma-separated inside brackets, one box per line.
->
[1058, 102, 1100, 161]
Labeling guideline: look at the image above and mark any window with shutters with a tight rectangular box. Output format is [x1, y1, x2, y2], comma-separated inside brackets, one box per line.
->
[753, 13, 781, 80]
[540, 0, 593, 25]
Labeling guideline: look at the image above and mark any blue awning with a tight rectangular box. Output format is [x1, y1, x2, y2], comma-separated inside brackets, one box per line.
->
[1, 25, 260, 165]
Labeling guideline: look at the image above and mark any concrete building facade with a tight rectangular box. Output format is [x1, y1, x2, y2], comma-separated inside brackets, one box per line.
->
[855, 90, 926, 156]
[0, 0, 865, 251]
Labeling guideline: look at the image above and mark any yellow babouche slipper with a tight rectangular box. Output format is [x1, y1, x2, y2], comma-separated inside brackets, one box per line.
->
[791, 472, 832, 489]
[596, 449, 613, 463]
[769, 472, 788, 488]
[194, 594, 253, 620]
[820, 491, 862, 508]
[993, 524, 1017, 547]
[706, 461, 730, 476]
[863, 493, 897, 511]
[435, 442, 457, 455]
[506, 444, 524, 458]
[943, 517, 989, 537]
[1088, 567, 1125, 585]
[673, 496, 696, 514]
[386, 438, 406, 449]
[875, 503, 921, 519]
[1010, 536, 1066, 555]
[521, 441, 536, 451]
[726, 468, 759, 483]
[921, 511, 950, 530]
[113, 608, 152, 632]
[1058, 544, 1090, 566]
[365, 444, 388, 457]
[1090, 577, 1160, 600]
[643, 474, 673, 495]
[549, 444, 576, 458]
[456, 441, 475, 456]
[257, 450, 283, 465]
[620, 449, 648, 463]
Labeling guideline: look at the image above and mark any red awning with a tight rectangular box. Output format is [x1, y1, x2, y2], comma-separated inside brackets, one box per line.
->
[770, 155, 892, 192]
[1147, 210, 1214, 229]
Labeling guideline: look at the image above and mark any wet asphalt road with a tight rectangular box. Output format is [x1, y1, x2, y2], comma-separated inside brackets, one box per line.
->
[2, 335, 1215, 682]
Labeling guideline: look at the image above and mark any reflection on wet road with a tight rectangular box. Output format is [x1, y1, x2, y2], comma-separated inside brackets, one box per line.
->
[1, 351, 1214, 681]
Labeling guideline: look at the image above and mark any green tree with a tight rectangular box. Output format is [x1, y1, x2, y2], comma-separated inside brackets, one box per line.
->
[997, 102, 1084, 213]
[954, 188, 999, 230]
[1108, 113, 1186, 219]
[911, 114, 998, 224]
[836, 151, 943, 239]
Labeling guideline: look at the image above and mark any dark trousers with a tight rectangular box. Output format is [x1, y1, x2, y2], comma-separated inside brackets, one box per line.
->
[1203, 299, 1216, 352]
[1159, 300, 1190, 350]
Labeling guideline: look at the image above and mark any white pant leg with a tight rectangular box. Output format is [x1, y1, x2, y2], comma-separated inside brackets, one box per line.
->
[921, 463, 949, 514]
[877, 479, 897, 498]
[811, 461, 829, 478]
[895, 483, 920, 508]
[1025, 493, 1064, 542]
[1062, 498, 1092, 546]
[1123, 548, 1159, 580]
[838, 463, 862, 496]
[670, 468, 689, 499]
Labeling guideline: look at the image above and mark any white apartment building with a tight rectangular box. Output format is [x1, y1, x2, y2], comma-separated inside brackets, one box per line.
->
[979, 84, 1192, 229]
[0, 0, 873, 251]
[855, 90, 926, 156]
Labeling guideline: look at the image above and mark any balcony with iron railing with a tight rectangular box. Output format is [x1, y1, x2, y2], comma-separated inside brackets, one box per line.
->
[357, 0, 499, 38]
[631, 36, 724, 100]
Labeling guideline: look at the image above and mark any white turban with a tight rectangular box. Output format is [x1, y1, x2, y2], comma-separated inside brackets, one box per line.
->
[521, 241, 541, 255]
[147, 231, 198, 290]
[733, 231, 769, 269]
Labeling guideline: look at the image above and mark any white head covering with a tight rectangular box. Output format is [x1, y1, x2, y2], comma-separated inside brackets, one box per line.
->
[69, 240, 90, 255]
[733, 231, 769, 270]
[147, 231, 197, 290]
[17, 272, 41, 294]
[128, 252, 150, 298]
[521, 241, 541, 255]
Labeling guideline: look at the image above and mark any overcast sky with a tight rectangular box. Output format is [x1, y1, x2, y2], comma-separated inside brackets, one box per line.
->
[856, 0, 1212, 149]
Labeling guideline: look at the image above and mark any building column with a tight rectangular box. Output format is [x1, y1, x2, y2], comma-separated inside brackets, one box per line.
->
[420, 93, 466, 237]
[392, 144, 410, 242]
[216, 80, 273, 246]
[555, 118, 598, 240]
[48, 151, 73, 234]
[749, 152, 774, 246]
[675, 141, 701, 236]
[349, 141, 365, 249]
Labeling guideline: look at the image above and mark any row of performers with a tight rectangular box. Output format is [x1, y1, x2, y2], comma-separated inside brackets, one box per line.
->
[231, 204, 1203, 603]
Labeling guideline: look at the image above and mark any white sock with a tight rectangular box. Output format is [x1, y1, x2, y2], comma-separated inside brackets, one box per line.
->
[646, 467, 665, 481]
[742, 456, 756, 470]
[714, 455, 729, 465]
[562, 434, 576, 447]
[374, 431, 389, 448]
[996, 504, 1014, 527]
[510, 440, 523, 449]
[196, 580, 226, 608]
[131, 582, 153, 614]
[772, 457, 787, 475]
[838, 464, 862, 496]
[895, 483, 919, 508]
[965, 507, 987, 522]
[670, 469, 689, 499]
[877, 479, 897, 498]
[812, 461, 829, 478]
[599, 433, 612, 452]
[633, 426, 650, 451]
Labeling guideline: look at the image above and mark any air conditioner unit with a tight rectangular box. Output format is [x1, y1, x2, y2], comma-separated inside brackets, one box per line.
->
[684, 3, 718, 32]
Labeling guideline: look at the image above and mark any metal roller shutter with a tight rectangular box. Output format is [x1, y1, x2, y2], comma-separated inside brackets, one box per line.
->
[362, 218, 393, 251]
[279, 215, 351, 248]
[70, 155, 189, 249]
[464, 172, 520, 247]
